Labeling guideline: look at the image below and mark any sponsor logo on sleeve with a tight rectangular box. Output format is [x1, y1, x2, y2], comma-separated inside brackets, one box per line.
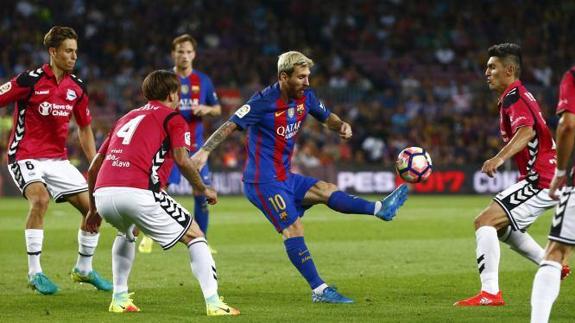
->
[0, 82, 12, 95]
[319, 101, 326, 111]
[185, 132, 191, 146]
[235, 104, 250, 118]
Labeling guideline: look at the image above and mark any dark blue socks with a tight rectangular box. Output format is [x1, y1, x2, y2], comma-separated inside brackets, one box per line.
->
[284, 237, 324, 289]
[327, 191, 375, 215]
[194, 195, 209, 236]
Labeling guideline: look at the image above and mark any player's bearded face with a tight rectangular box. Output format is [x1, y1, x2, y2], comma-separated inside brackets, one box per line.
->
[52, 39, 78, 73]
[287, 66, 310, 99]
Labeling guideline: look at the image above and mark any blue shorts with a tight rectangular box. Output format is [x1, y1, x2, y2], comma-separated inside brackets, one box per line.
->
[168, 163, 211, 186]
[244, 173, 318, 233]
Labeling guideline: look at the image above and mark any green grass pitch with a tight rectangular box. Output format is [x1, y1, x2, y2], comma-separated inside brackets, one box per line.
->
[1, 195, 574, 322]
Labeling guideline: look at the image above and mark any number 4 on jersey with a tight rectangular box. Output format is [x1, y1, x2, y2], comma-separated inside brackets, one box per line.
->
[116, 115, 145, 145]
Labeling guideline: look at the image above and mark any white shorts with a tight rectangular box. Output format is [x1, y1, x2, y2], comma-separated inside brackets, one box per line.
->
[94, 187, 193, 250]
[8, 159, 88, 202]
[494, 179, 557, 231]
[549, 186, 575, 245]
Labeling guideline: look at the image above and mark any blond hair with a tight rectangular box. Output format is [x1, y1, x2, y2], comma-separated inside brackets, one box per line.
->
[277, 51, 314, 76]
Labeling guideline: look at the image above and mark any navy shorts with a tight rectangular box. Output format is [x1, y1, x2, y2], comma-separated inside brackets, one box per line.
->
[244, 173, 318, 233]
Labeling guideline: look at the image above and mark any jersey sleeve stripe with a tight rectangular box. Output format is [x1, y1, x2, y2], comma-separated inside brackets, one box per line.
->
[273, 99, 288, 181]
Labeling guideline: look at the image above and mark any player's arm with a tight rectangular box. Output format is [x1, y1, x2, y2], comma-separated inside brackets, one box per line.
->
[73, 86, 96, 161]
[173, 146, 217, 204]
[85, 129, 112, 233]
[549, 112, 575, 199]
[324, 113, 352, 140]
[78, 125, 97, 162]
[194, 78, 221, 117]
[481, 126, 535, 177]
[192, 120, 238, 168]
[85, 151, 105, 233]
[195, 104, 222, 117]
[0, 75, 33, 107]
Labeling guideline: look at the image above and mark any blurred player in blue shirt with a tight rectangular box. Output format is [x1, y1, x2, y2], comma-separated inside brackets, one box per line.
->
[192, 51, 408, 303]
[140, 34, 221, 253]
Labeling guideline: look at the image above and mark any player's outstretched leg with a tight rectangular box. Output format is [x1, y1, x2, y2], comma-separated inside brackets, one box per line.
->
[325, 184, 408, 221]
[71, 230, 112, 291]
[500, 226, 544, 264]
[312, 286, 354, 304]
[108, 234, 140, 313]
[499, 227, 572, 280]
[186, 237, 239, 316]
[375, 184, 409, 221]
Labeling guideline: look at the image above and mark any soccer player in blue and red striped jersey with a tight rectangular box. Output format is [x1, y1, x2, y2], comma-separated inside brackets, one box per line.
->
[140, 34, 221, 253]
[192, 51, 408, 303]
[170, 34, 221, 238]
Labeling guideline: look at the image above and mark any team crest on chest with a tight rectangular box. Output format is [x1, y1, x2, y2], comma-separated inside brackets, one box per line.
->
[296, 104, 304, 115]
[66, 89, 77, 101]
[288, 107, 295, 118]
[192, 85, 200, 93]
[181, 85, 189, 95]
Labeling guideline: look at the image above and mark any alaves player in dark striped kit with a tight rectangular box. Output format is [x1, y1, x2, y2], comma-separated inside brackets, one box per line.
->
[454, 43, 570, 307]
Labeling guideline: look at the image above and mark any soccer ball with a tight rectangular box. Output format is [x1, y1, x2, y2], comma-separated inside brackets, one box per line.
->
[395, 147, 432, 183]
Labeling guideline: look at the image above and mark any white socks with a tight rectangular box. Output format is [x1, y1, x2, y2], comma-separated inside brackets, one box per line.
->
[25, 229, 43, 276]
[188, 237, 218, 299]
[476, 226, 500, 294]
[373, 201, 382, 215]
[313, 283, 328, 294]
[500, 227, 544, 265]
[75, 230, 100, 274]
[531, 260, 561, 323]
[112, 234, 135, 295]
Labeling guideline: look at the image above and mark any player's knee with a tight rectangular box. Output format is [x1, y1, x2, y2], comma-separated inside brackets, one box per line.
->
[180, 223, 204, 244]
[545, 242, 570, 263]
[282, 221, 304, 238]
[319, 182, 338, 199]
[473, 212, 493, 229]
[29, 193, 50, 213]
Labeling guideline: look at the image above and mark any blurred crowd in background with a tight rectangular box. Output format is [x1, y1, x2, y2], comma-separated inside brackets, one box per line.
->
[1, 0, 574, 172]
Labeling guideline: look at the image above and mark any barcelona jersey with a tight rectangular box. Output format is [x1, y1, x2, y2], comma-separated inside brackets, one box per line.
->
[230, 83, 330, 183]
[177, 70, 219, 152]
